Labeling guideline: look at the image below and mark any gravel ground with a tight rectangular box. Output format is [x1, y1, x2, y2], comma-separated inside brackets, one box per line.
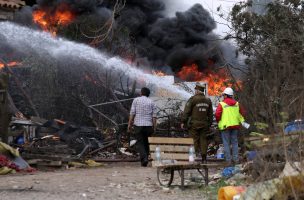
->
[0, 162, 209, 200]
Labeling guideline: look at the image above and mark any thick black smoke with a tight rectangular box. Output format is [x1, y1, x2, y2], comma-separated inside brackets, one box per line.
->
[15, 0, 224, 72]
[139, 4, 221, 71]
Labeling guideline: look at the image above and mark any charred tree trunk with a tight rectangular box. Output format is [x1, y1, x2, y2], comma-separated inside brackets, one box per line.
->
[0, 71, 11, 143]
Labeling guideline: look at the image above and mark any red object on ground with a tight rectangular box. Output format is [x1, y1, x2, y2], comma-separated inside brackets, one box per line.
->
[0, 155, 20, 171]
[0, 155, 36, 173]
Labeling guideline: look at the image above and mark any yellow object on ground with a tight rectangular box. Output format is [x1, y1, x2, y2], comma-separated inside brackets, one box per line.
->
[85, 160, 103, 167]
[0, 167, 16, 175]
[68, 160, 103, 168]
[0, 142, 19, 157]
[68, 161, 87, 168]
[218, 186, 246, 200]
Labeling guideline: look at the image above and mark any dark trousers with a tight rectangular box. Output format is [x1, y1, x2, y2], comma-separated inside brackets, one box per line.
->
[134, 126, 153, 164]
[189, 127, 209, 160]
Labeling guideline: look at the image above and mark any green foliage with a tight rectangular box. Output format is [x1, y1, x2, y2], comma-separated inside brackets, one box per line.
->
[249, 131, 265, 137]
[276, 122, 287, 129]
[254, 122, 269, 131]
[279, 112, 289, 122]
[202, 178, 229, 200]
[230, 0, 304, 128]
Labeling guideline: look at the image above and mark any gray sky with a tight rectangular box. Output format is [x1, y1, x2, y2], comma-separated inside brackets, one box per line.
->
[164, 0, 238, 36]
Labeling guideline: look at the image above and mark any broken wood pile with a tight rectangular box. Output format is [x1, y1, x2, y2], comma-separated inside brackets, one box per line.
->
[10, 118, 138, 169]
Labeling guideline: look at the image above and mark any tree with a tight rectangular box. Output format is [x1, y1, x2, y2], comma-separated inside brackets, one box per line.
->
[229, 0, 304, 129]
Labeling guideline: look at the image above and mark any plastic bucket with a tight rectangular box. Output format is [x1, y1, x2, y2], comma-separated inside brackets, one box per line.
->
[218, 186, 246, 200]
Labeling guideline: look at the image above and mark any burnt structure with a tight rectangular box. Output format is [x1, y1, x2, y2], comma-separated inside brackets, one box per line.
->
[0, 1, 239, 129]
[0, 0, 25, 20]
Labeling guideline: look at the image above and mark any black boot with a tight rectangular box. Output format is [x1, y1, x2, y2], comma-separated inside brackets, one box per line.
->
[141, 157, 148, 167]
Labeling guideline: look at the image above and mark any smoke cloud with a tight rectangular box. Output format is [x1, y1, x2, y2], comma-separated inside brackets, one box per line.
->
[13, 0, 225, 72]
[140, 4, 220, 71]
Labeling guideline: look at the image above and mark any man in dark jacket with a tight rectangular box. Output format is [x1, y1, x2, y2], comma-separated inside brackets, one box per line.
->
[181, 83, 213, 162]
[215, 87, 245, 165]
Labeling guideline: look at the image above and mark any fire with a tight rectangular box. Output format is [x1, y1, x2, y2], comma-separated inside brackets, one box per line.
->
[32, 3, 75, 36]
[177, 64, 203, 81]
[177, 63, 240, 96]
[152, 70, 166, 76]
[0, 61, 21, 69]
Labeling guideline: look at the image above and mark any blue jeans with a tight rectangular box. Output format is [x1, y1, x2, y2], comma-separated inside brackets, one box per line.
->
[221, 129, 239, 162]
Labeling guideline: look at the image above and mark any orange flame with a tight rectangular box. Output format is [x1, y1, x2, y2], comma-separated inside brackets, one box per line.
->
[177, 64, 203, 81]
[177, 63, 241, 96]
[152, 70, 166, 76]
[0, 61, 21, 69]
[32, 3, 75, 36]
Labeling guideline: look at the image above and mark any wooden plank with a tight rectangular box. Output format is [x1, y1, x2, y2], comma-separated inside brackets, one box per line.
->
[245, 134, 300, 148]
[149, 144, 190, 153]
[151, 153, 189, 161]
[151, 161, 224, 168]
[148, 137, 194, 145]
[21, 153, 71, 162]
[37, 160, 62, 167]
[26, 159, 43, 165]
[152, 161, 197, 167]
[244, 133, 301, 142]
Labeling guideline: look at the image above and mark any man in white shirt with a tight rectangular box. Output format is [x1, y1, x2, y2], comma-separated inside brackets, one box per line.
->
[128, 87, 157, 167]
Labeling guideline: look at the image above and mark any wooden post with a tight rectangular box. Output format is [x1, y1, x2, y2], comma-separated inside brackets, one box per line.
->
[204, 165, 208, 185]
[0, 71, 11, 143]
[180, 169, 185, 189]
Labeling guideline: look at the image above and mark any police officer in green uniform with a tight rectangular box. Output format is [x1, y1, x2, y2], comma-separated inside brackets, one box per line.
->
[181, 83, 213, 163]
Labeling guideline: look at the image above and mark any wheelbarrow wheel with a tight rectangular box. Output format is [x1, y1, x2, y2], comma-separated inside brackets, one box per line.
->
[157, 168, 174, 187]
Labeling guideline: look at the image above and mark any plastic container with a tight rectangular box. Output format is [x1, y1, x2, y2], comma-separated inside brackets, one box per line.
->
[222, 166, 240, 178]
[241, 122, 250, 129]
[218, 186, 246, 200]
[189, 145, 195, 162]
[216, 144, 225, 159]
[155, 146, 161, 163]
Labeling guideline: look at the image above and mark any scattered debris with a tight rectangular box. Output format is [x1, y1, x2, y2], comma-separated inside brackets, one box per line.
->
[221, 166, 241, 178]
[0, 142, 34, 174]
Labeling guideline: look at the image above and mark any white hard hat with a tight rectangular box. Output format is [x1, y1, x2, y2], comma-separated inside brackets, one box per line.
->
[223, 87, 234, 96]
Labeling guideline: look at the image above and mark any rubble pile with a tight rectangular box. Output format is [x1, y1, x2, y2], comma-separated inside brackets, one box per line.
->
[10, 117, 138, 169]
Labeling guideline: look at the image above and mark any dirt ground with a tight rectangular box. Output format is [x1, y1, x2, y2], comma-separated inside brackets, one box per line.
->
[0, 162, 210, 200]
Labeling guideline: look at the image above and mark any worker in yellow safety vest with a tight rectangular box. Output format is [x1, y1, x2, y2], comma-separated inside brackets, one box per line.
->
[215, 87, 245, 165]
